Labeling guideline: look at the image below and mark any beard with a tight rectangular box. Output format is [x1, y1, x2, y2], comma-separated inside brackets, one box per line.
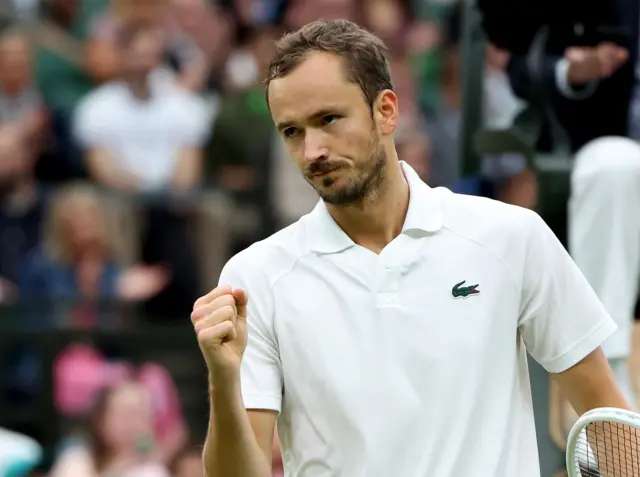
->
[304, 133, 387, 206]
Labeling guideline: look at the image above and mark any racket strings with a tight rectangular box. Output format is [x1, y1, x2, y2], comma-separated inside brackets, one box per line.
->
[574, 421, 640, 476]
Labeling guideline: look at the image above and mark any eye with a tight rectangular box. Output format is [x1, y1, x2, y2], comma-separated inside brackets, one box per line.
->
[282, 127, 299, 138]
[322, 115, 340, 125]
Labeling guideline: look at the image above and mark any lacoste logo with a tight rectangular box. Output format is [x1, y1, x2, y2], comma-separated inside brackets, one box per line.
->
[452, 280, 480, 298]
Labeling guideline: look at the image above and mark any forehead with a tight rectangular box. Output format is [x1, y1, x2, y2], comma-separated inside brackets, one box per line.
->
[268, 52, 366, 124]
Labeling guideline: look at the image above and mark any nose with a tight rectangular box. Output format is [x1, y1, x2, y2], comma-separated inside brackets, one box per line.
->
[304, 129, 329, 163]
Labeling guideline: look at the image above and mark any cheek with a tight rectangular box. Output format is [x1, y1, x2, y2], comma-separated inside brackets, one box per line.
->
[334, 120, 373, 155]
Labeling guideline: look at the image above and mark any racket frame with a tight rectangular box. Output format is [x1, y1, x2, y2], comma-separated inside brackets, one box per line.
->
[566, 407, 640, 476]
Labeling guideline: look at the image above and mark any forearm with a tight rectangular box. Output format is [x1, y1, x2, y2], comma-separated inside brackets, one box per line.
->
[172, 149, 202, 190]
[97, 170, 141, 191]
[204, 375, 271, 477]
[87, 151, 142, 191]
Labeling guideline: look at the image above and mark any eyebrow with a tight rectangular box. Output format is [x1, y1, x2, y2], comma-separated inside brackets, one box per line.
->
[276, 108, 342, 132]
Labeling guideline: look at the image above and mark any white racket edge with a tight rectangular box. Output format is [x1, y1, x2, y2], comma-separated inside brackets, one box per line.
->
[566, 407, 640, 477]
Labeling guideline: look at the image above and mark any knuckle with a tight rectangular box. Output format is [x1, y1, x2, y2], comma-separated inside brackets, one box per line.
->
[212, 294, 236, 309]
[218, 304, 236, 318]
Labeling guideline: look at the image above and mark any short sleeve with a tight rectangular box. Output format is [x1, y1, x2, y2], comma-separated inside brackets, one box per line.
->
[171, 92, 213, 147]
[518, 211, 617, 373]
[218, 257, 283, 412]
[73, 93, 112, 149]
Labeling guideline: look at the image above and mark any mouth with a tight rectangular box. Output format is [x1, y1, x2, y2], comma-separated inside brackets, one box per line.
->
[312, 165, 343, 178]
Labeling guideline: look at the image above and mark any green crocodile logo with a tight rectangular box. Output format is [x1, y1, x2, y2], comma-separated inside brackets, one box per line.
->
[452, 280, 480, 298]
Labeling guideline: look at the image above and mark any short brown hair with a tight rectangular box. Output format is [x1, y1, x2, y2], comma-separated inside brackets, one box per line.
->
[266, 19, 393, 109]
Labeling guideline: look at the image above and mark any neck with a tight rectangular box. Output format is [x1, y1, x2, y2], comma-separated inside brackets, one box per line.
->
[327, 157, 409, 253]
[125, 75, 150, 99]
[72, 246, 105, 263]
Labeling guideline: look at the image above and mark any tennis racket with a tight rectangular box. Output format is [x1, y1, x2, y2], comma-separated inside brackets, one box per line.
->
[566, 407, 640, 476]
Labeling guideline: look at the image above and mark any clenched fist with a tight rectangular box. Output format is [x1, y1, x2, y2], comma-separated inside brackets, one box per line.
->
[191, 285, 249, 379]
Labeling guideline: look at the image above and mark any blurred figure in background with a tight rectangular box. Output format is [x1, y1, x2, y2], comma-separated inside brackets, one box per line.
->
[86, 0, 208, 91]
[36, 0, 105, 181]
[75, 20, 209, 195]
[170, 0, 234, 94]
[19, 182, 168, 328]
[50, 382, 170, 477]
[75, 20, 212, 317]
[0, 28, 47, 144]
[0, 125, 45, 305]
[0, 427, 42, 477]
[481, 42, 537, 209]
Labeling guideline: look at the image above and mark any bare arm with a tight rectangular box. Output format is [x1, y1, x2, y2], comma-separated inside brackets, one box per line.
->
[85, 148, 141, 191]
[554, 347, 631, 415]
[204, 374, 276, 477]
[172, 147, 203, 190]
[555, 348, 636, 474]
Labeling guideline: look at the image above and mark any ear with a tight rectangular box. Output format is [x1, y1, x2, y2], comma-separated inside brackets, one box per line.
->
[373, 89, 399, 137]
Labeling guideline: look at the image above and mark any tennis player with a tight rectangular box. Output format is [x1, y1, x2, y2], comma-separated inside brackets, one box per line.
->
[191, 20, 632, 477]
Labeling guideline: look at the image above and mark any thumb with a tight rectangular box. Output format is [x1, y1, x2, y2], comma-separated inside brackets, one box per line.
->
[233, 288, 249, 319]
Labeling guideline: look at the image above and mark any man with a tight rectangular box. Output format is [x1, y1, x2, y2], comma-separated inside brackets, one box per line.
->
[74, 21, 214, 315]
[478, 0, 640, 406]
[191, 20, 630, 477]
[73, 22, 210, 193]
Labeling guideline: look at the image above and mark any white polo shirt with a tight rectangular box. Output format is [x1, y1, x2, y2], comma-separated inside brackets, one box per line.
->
[73, 74, 211, 190]
[219, 161, 616, 477]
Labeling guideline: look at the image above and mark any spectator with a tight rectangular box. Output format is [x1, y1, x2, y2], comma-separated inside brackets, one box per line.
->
[49, 382, 170, 477]
[387, 54, 430, 181]
[75, 21, 210, 193]
[19, 182, 168, 327]
[480, 43, 537, 209]
[0, 125, 44, 305]
[0, 427, 42, 477]
[0, 28, 47, 144]
[86, 0, 208, 91]
[170, 0, 234, 93]
[74, 20, 211, 316]
[36, 0, 106, 181]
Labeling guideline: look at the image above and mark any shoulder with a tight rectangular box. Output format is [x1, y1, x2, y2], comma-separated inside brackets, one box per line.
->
[219, 219, 310, 293]
[21, 248, 55, 275]
[160, 88, 211, 123]
[440, 187, 539, 234]
[76, 82, 126, 115]
[437, 188, 544, 267]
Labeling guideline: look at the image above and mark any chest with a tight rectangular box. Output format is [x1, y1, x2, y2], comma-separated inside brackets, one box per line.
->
[102, 96, 185, 147]
[274, 243, 521, 405]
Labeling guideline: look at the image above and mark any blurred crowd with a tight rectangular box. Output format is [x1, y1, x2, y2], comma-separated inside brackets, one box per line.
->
[0, 0, 468, 476]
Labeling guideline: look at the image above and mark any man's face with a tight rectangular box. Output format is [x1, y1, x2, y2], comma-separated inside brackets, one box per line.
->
[268, 52, 396, 206]
[123, 29, 164, 75]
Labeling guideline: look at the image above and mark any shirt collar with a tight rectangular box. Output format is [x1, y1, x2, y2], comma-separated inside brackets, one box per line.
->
[305, 161, 443, 254]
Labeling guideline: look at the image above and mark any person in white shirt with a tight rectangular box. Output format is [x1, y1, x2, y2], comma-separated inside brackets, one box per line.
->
[74, 21, 211, 193]
[191, 20, 631, 477]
